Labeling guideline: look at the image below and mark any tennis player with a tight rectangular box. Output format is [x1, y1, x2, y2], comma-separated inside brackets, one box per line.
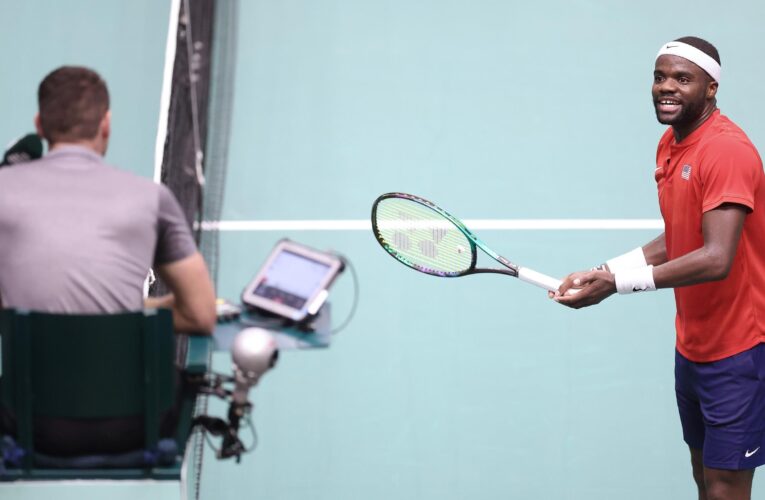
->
[554, 37, 765, 499]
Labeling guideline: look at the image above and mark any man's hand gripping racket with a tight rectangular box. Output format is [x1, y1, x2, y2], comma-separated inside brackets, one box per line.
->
[371, 192, 576, 294]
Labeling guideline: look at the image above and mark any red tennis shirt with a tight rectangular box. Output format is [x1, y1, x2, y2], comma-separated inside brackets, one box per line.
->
[655, 110, 765, 362]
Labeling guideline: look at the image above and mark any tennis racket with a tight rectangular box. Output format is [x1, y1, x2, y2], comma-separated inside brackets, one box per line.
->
[371, 192, 566, 292]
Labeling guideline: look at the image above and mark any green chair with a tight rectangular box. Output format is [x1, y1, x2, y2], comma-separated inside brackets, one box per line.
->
[0, 308, 212, 480]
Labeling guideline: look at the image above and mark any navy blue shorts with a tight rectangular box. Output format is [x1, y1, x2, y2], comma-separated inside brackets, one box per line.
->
[675, 342, 765, 470]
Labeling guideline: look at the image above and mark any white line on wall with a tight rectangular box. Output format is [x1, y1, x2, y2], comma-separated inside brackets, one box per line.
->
[197, 219, 664, 231]
[153, 0, 182, 184]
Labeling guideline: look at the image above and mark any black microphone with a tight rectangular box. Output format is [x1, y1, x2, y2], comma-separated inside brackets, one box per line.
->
[1, 133, 44, 167]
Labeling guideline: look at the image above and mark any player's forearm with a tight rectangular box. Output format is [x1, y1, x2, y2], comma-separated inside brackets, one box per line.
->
[652, 245, 734, 289]
[153, 253, 218, 335]
[172, 305, 216, 335]
[596, 233, 665, 273]
[145, 292, 216, 335]
[641, 233, 667, 266]
[145, 294, 173, 309]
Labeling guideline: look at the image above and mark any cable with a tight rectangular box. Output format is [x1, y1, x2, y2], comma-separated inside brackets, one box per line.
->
[182, 0, 205, 189]
[329, 253, 360, 335]
[181, 0, 206, 246]
[243, 417, 259, 453]
[190, 370, 210, 500]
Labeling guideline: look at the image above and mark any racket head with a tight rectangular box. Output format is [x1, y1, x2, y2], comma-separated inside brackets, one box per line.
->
[371, 192, 477, 277]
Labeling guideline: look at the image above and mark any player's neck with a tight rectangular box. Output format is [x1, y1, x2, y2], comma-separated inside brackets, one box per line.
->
[673, 105, 717, 143]
[49, 139, 105, 156]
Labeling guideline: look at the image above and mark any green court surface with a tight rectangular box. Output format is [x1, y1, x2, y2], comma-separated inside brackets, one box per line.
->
[2, 1, 765, 499]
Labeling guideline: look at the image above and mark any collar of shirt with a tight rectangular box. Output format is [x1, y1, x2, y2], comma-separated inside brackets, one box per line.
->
[44, 144, 104, 163]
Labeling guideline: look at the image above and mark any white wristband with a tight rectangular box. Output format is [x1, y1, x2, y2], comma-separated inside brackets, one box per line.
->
[606, 247, 647, 273]
[615, 265, 656, 294]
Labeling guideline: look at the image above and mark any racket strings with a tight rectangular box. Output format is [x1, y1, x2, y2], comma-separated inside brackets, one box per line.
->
[374, 198, 473, 276]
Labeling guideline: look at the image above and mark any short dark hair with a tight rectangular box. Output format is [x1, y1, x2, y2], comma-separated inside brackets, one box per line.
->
[37, 66, 110, 144]
[675, 36, 721, 65]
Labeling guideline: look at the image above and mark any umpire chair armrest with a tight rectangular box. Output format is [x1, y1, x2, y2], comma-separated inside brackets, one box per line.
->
[176, 334, 213, 375]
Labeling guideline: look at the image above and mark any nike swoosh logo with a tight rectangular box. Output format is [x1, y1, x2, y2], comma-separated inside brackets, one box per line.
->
[745, 447, 760, 458]
[666, 44, 678, 49]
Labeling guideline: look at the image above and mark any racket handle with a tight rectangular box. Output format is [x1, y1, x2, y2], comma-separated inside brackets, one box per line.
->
[517, 267, 563, 292]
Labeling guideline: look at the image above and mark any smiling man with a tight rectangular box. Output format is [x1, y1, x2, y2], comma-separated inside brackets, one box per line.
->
[554, 37, 765, 499]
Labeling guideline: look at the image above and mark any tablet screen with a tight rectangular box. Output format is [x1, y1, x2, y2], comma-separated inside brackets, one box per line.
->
[241, 240, 344, 322]
[253, 250, 332, 310]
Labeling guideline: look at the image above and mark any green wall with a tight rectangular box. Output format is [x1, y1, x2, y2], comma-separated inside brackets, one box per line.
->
[210, 3, 765, 497]
[0, 0, 169, 177]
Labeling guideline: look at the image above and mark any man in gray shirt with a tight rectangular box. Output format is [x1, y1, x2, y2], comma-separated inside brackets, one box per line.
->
[0, 65, 216, 455]
[0, 66, 215, 333]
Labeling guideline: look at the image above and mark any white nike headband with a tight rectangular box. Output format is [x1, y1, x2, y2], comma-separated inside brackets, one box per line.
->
[656, 41, 721, 82]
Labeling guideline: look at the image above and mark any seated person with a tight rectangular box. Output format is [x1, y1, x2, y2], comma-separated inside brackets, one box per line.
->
[0, 65, 217, 456]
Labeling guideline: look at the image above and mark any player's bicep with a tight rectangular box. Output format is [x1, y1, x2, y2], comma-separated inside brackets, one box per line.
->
[701, 204, 747, 276]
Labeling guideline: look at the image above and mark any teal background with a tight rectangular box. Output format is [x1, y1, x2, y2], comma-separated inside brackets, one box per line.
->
[1, 1, 765, 499]
[0, 0, 169, 178]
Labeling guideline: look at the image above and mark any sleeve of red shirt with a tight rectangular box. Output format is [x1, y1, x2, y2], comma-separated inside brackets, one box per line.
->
[699, 135, 762, 213]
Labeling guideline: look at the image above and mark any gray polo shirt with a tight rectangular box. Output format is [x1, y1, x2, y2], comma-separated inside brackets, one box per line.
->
[0, 146, 197, 313]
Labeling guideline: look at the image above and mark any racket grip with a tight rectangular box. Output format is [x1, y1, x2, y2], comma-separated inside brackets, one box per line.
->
[517, 267, 563, 292]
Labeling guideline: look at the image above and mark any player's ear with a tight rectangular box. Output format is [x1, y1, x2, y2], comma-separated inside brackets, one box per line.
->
[100, 110, 111, 140]
[34, 113, 44, 138]
[707, 80, 718, 100]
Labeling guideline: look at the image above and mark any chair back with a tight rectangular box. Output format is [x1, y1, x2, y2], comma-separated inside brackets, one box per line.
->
[0, 309, 175, 466]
